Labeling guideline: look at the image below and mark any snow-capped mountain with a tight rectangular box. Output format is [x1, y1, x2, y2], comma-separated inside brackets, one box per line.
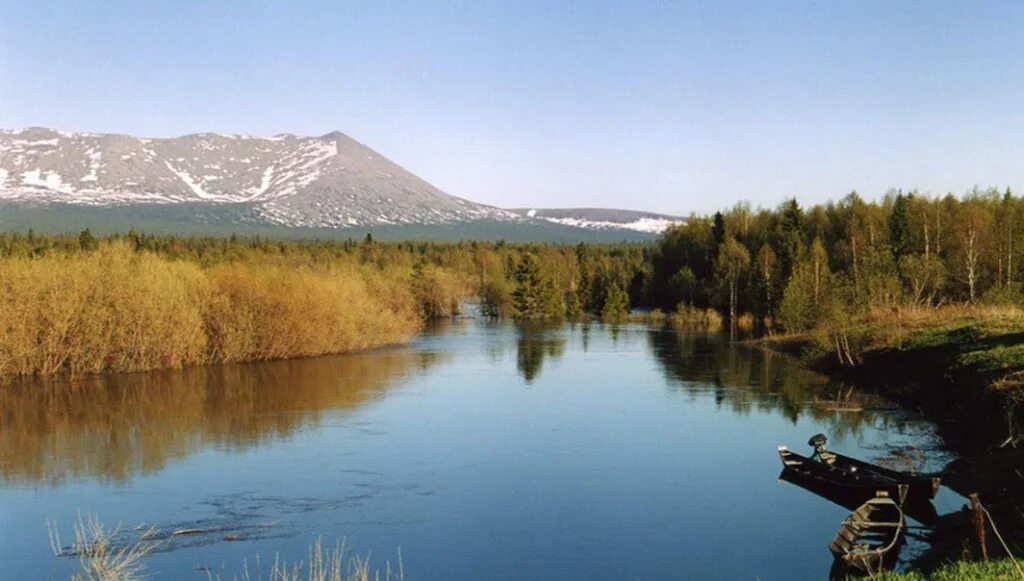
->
[0, 127, 513, 228]
[0, 127, 681, 239]
[509, 208, 684, 233]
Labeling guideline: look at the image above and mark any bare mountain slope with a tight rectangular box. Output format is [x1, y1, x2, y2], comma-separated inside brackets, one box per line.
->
[0, 127, 512, 228]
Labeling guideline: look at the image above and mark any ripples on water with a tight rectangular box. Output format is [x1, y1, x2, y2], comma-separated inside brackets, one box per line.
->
[0, 320, 958, 579]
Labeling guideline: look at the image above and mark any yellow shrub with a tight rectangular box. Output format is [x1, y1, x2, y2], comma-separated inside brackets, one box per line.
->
[205, 263, 421, 362]
[0, 243, 422, 377]
[0, 244, 207, 376]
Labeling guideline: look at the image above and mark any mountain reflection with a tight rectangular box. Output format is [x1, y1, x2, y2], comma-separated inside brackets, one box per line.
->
[646, 329, 910, 437]
[0, 349, 440, 484]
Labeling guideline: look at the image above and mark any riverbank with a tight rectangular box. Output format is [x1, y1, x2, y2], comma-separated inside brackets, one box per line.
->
[875, 559, 1023, 580]
[762, 305, 1024, 569]
[762, 305, 1024, 452]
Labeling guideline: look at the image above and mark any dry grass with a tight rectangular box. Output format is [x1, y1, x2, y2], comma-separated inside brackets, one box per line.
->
[765, 304, 1024, 360]
[856, 304, 1024, 350]
[49, 516, 402, 581]
[0, 243, 423, 378]
[239, 539, 403, 581]
[735, 312, 755, 330]
[669, 306, 723, 330]
[48, 514, 158, 581]
[625, 308, 668, 324]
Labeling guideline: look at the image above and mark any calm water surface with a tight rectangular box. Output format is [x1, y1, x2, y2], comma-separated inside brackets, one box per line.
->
[0, 320, 961, 580]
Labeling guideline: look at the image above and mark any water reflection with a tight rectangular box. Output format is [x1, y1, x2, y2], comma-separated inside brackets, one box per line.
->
[647, 328, 918, 439]
[0, 349, 440, 483]
[0, 321, 954, 580]
[514, 322, 566, 383]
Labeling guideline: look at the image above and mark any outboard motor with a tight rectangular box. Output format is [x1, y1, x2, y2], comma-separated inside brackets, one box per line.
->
[808, 433, 828, 449]
[807, 433, 844, 467]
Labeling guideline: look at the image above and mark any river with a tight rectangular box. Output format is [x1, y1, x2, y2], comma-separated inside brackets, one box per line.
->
[0, 320, 963, 579]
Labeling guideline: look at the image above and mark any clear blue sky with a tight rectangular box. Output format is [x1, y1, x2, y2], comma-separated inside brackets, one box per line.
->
[1, 1, 1022, 214]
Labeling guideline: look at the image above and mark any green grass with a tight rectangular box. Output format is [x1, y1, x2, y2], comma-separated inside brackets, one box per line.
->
[959, 344, 1024, 373]
[869, 559, 1024, 580]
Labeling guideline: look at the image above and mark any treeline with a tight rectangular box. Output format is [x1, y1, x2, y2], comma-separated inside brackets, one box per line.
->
[0, 228, 653, 322]
[3, 185, 1021, 378]
[649, 188, 1024, 332]
[0, 230, 651, 377]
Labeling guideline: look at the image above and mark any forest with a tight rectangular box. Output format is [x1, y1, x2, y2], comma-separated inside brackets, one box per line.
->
[0, 186, 1021, 377]
[648, 187, 1024, 331]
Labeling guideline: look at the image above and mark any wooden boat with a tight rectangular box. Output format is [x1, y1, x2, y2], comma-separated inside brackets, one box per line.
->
[779, 445, 910, 503]
[830, 450, 941, 499]
[829, 493, 904, 572]
[778, 445, 940, 503]
[778, 467, 938, 526]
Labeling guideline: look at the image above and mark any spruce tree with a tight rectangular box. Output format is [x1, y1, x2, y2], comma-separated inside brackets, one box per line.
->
[575, 243, 592, 312]
[565, 289, 585, 320]
[601, 282, 630, 322]
[512, 254, 546, 319]
[711, 212, 726, 254]
[778, 198, 805, 279]
[890, 193, 912, 259]
[78, 228, 97, 251]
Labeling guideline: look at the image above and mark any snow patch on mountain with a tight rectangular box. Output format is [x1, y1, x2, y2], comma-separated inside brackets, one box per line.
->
[511, 208, 684, 233]
[540, 215, 683, 233]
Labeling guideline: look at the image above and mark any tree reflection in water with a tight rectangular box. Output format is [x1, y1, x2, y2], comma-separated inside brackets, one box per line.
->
[515, 322, 567, 383]
[0, 349, 442, 484]
[646, 328, 914, 439]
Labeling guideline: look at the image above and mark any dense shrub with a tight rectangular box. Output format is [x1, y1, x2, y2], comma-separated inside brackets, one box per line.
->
[0, 244, 421, 377]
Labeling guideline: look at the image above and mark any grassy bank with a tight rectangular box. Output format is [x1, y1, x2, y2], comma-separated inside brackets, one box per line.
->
[872, 560, 1023, 580]
[763, 305, 1024, 571]
[761, 305, 1024, 452]
[0, 243, 423, 377]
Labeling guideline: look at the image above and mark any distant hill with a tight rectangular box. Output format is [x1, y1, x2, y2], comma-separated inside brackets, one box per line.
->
[0, 201, 660, 242]
[509, 208, 684, 234]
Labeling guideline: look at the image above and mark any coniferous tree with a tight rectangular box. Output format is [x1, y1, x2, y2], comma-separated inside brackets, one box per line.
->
[512, 253, 561, 319]
[78, 229, 97, 251]
[600, 282, 630, 323]
[565, 289, 585, 320]
[575, 243, 592, 312]
[890, 193, 912, 259]
[711, 212, 726, 254]
[778, 199, 805, 279]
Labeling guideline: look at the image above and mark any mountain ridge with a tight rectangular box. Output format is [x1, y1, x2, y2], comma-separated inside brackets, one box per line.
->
[0, 127, 680, 240]
[0, 126, 512, 228]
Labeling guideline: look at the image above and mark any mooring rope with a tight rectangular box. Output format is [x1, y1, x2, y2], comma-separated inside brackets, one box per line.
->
[979, 503, 1024, 580]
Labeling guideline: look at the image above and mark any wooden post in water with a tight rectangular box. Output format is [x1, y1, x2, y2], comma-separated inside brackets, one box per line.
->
[970, 493, 989, 561]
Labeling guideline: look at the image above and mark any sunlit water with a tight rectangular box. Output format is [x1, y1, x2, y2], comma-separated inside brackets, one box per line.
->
[0, 320, 962, 580]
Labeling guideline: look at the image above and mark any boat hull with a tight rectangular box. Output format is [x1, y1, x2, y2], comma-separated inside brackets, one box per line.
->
[778, 446, 912, 504]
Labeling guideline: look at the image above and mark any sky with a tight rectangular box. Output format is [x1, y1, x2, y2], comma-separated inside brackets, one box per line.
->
[1, 1, 1023, 215]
